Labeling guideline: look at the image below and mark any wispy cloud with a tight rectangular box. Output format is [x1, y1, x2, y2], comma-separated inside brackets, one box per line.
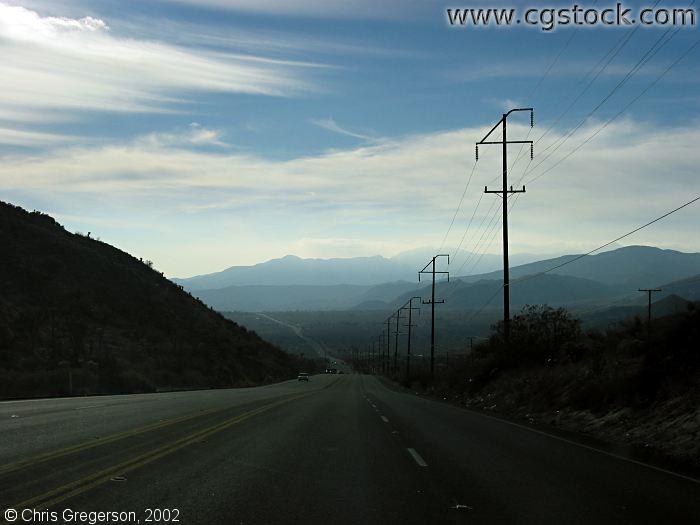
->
[139, 123, 230, 148]
[309, 117, 376, 141]
[3, 118, 698, 274]
[0, 2, 319, 124]
[157, 0, 427, 19]
[0, 126, 79, 146]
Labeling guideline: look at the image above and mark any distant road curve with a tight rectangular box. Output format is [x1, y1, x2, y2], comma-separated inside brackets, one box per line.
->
[258, 313, 327, 358]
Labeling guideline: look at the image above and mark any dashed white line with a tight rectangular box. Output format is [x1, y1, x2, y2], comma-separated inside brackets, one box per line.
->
[407, 448, 428, 467]
[380, 416, 389, 423]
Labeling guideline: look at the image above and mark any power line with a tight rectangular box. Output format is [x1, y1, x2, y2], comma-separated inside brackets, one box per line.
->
[449, 26, 579, 265]
[525, 21, 682, 178]
[439, 160, 478, 252]
[452, 192, 493, 266]
[455, 198, 502, 274]
[462, 192, 522, 277]
[511, 195, 700, 286]
[465, 195, 700, 322]
[526, 36, 700, 185]
[530, 20, 642, 156]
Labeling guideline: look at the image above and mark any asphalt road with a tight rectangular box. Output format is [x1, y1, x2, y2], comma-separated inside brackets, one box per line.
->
[1, 374, 698, 524]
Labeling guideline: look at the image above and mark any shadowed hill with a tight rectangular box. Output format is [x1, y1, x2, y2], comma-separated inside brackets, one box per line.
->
[0, 202, 300, 399]
[388, 273, 624, 311]
[458, 246, 700, 288]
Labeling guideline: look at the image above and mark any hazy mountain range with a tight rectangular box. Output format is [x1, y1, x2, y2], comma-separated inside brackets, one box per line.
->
[177, 246, 700, 313]
[172, 249, 548, 289]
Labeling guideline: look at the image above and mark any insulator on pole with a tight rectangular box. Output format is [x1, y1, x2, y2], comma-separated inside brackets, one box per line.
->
[530, 110, 534, 128]
[530, 143, 534, 160]
[475, 144, 479, 161]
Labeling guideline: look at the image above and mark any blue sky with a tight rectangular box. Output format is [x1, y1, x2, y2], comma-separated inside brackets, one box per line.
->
[1, 0, 698, 277]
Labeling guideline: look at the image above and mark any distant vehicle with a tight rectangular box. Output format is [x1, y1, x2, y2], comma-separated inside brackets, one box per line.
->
[298, 372, 309, 382]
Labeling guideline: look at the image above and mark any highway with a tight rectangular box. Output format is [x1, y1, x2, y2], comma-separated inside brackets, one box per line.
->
[1, 374, 698, 524]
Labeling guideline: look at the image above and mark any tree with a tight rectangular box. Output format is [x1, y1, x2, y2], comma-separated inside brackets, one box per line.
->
[489, 304, 582, 366]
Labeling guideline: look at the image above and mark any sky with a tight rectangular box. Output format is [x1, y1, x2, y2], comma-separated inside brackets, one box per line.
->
[0, 0, 698, 278]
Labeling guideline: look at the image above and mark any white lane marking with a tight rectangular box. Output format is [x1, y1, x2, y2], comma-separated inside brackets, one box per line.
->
[381, 416, 389, 423]
[75, 404, 104, 410]
[407, 448, 428, 467]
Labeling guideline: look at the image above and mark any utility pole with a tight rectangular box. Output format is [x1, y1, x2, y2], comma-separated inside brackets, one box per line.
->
[419, 254, 449, 375]
[477, 108, 534, 343]
[638, 288, 662, 326]
[393, 309, 402, 374]
[466, 336, 475, 353]
[403, 296, 421, 382]
[385, 316, 393, 375]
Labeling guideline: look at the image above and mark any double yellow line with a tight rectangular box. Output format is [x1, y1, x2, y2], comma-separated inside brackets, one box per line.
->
[6, 392, 308, 512]
[0, 405, 227, 476]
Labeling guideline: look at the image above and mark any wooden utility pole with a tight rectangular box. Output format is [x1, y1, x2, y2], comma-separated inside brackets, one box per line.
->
[403, 296, 421, 382]
[419, 255, 449, 375]
[639, 288, 662, 326]
[477, 108, 534, 342]
[393, 309, 402, 374]
[385, 316, 393, 374]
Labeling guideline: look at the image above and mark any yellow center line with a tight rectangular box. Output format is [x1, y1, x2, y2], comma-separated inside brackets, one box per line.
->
[0, 407, 221, 476]
[10, 392, 309, 512]
[0, 391, 307, 477]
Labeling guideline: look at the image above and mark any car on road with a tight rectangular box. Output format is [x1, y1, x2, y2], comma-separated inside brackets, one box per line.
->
[297, 372, 309, 382]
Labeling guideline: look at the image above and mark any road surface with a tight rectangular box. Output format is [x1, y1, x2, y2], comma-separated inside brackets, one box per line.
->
[1, 374, 698, 524]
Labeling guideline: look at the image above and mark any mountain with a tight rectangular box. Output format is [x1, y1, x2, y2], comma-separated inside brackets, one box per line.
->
[0, 202, 300, 399]
[581, 295, 696, 328]
[174, 254, 416, 289]
[658, 273, 700, 301]
[458, 246, 700, 288]
[193, 284, 371, 311]
[181, 246, 700, 313]
[390, 246, 547, 274]
[174, 248, 552, 291]
[192, 280, 421, 312]
[388, 274, 625, 311]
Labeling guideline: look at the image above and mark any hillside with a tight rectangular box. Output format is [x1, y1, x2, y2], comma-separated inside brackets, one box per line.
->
[0, 202, 301, 399]
[581, 294, 696, 328]
[458, 246, 700, 288]
[388, 274, 624, 311]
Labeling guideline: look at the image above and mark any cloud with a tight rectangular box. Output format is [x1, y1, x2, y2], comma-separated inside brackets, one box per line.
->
[309, 117, 376, 141]
[294, 237, 406, 258]
[1, 118, 699, 274]
[157, 0, 428, 19]
[0, 2, 318, 123]
[139, 123, 229, 148]
[0, 126, 79, 146]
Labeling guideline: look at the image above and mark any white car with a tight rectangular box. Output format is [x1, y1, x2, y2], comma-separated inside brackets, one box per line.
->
[297, 372, 309, 382]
